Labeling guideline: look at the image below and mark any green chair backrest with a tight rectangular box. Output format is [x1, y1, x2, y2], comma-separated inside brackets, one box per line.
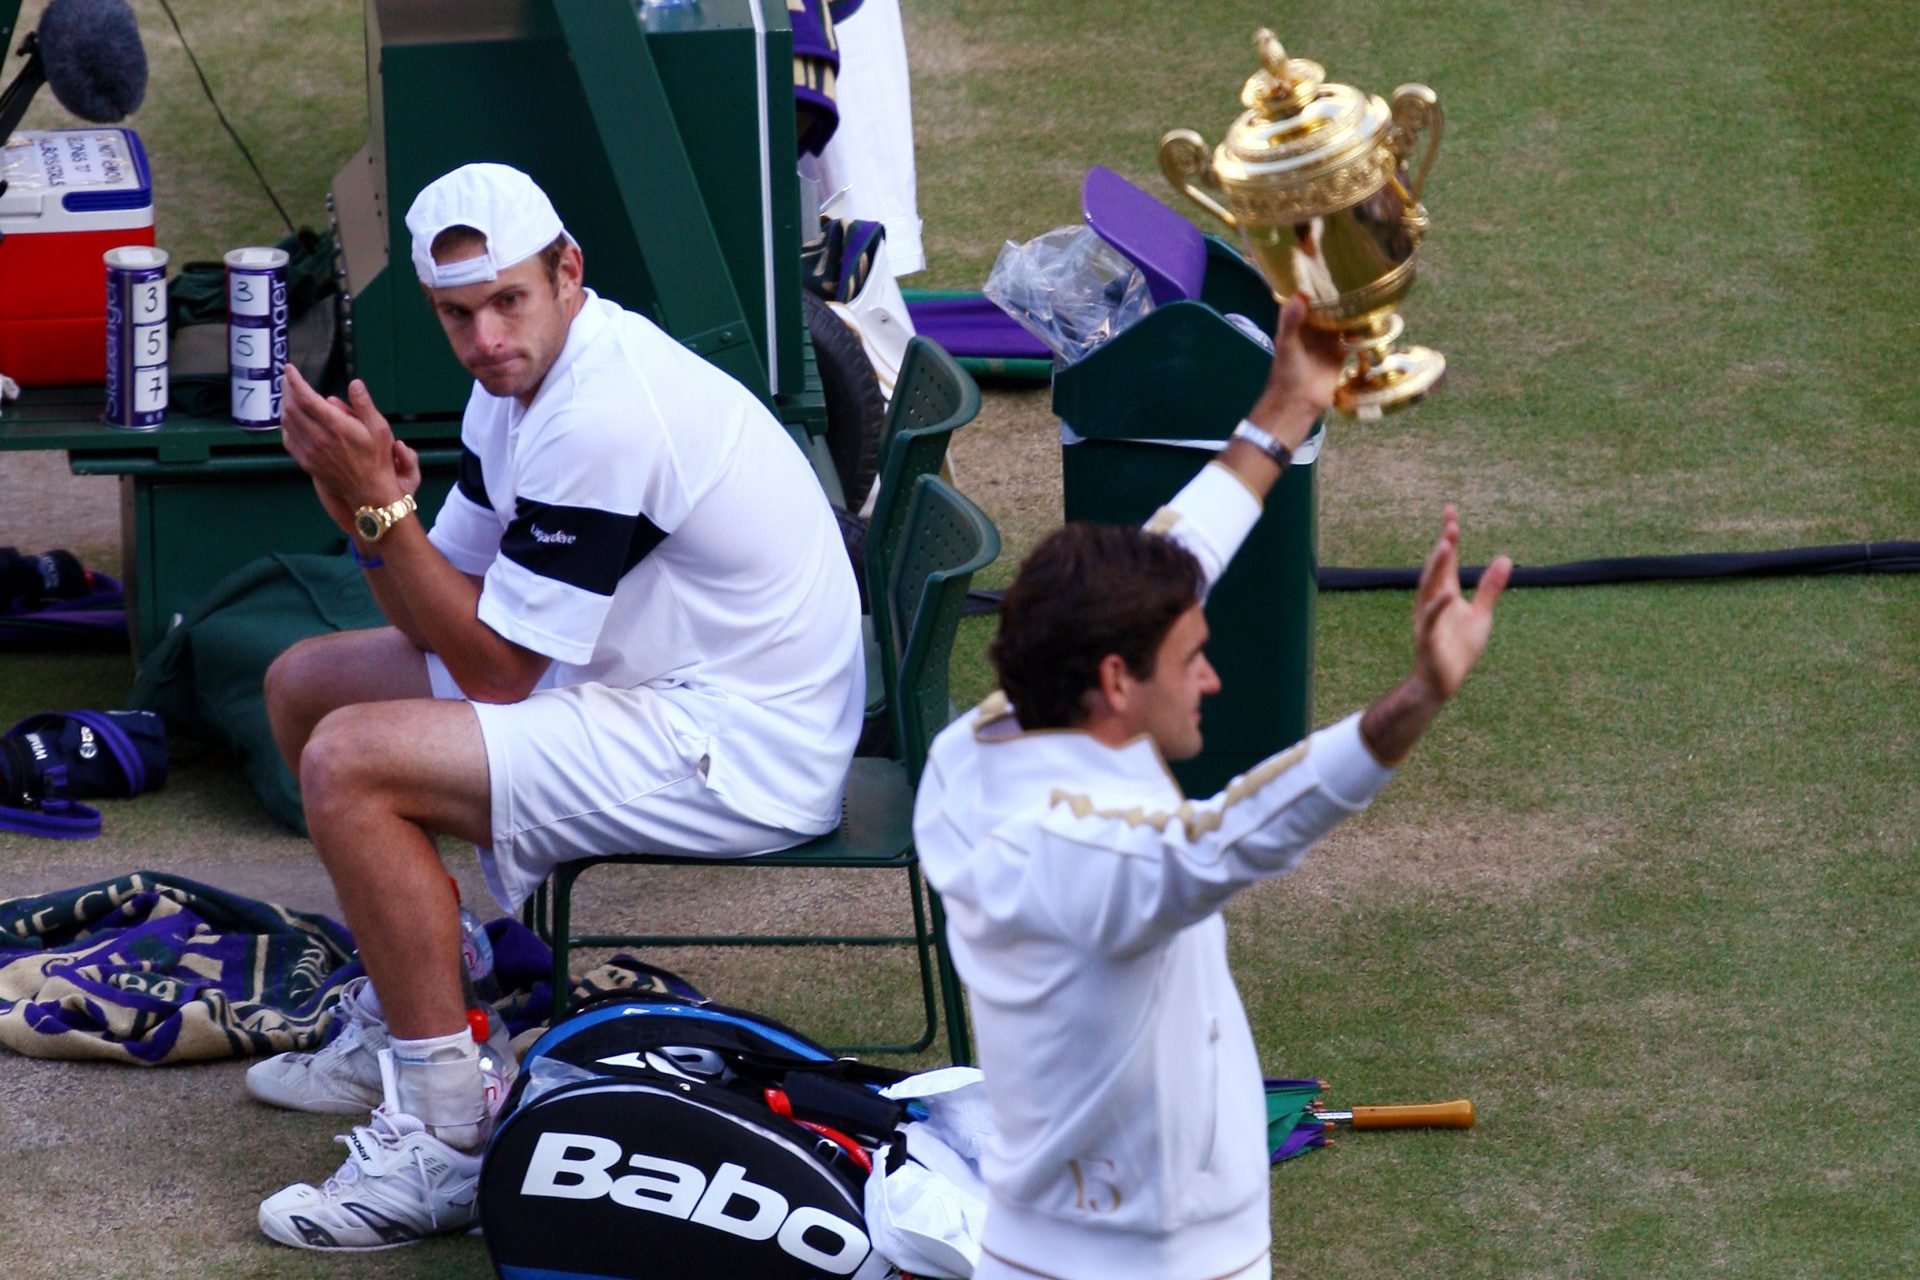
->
[887, 474, 1000, 784]
[866, 338, 982, 704]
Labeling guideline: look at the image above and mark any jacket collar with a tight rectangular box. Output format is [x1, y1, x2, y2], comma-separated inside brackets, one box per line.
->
[968, 693, 1184, 810]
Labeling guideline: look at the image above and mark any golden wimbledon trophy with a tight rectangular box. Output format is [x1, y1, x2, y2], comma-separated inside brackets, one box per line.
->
[1159, 29, 1443, 419]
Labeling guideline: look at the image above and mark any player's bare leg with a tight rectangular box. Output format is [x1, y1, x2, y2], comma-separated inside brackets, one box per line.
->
[264, 626, 433, 773]
[258, 697, 503, 1251]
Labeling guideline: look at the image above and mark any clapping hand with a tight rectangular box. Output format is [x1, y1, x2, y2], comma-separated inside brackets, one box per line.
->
[281, 365, 418, 533]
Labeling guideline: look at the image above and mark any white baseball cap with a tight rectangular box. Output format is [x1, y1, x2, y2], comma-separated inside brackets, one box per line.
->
[404, 162, 578, 289]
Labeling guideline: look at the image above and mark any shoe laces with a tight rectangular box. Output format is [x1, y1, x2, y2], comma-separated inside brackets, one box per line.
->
[314, 978, 383, 1060]
[325, 1106, 465, 1231]
[322, 1108, 428, 1205]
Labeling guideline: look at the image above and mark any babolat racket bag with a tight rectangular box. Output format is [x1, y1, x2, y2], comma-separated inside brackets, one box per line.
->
[479, 995, 907, 1280]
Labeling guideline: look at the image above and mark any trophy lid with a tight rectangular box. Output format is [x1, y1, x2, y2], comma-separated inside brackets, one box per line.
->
[1212, 29, 1394, 213]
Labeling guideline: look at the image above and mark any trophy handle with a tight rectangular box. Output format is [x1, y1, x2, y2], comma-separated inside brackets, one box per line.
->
[1386, 83, 1442, 204]
[1157, 129, 1238, 230]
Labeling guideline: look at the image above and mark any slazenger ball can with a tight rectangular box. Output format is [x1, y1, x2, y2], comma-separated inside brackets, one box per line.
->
[225, 245, 290, 429]
[103, 245, 169, 430]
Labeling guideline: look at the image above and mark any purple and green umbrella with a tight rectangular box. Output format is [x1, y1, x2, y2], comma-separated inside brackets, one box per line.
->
[1265, 1078, 1476, 1163]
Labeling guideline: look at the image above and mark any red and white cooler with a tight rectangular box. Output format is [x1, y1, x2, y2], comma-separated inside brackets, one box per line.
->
[0, 128, 156, 386]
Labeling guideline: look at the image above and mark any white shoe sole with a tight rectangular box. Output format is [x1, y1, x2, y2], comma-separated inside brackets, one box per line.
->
[244, 1062, 382, 1116]
[256, 1191, 477, 1250]
[258, 1206, 425, 1251]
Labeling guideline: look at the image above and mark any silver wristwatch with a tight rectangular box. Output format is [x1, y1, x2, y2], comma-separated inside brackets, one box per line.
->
[1231, 419, 1293, 467]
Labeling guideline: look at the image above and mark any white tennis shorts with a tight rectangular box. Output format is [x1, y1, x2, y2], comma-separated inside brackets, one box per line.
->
[427, 656, 808, 913]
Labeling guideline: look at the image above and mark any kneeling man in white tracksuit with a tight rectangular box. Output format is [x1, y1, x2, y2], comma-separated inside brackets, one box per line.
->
[913, 294, 1513, 1280]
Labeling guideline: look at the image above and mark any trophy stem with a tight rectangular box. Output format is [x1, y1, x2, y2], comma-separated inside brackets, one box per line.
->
[1334, 313, 1446, 422]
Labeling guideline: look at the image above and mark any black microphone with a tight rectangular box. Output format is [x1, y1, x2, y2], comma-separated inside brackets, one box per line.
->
[0, 0, 147, 142]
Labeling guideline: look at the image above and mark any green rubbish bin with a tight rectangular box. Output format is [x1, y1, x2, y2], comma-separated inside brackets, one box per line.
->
[1053, 297, 1321, 799]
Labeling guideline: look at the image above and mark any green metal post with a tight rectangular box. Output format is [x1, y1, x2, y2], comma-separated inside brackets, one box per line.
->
[552, 0, 767, 399]
[0, 0, 24, 55]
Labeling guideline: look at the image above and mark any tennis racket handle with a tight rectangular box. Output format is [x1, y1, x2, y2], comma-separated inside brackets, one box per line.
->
[1348, 1099, 1475, 1129]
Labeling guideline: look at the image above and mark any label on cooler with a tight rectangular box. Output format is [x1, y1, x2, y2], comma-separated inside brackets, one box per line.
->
[2, 132, 139, 194]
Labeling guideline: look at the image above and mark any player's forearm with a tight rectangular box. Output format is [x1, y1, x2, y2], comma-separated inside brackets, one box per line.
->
[1156, 425, 1308, 590]
[1226, 288, 1342, 501]
[1207, 394, 1321, 505]
[1357, 675, 1447, 767]
[1245, 375, 1326, 456]
[359, 527, 545, 700]
[359, 546, 431, 649]
[1211, 435, 1287, 504]
[1085, 713, 1393, 949]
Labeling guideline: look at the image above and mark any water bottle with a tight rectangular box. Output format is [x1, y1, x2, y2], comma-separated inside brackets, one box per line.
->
[449, 876, 500, 1004]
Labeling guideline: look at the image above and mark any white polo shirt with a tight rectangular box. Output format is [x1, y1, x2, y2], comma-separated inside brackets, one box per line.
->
[428, 290, 865, 831]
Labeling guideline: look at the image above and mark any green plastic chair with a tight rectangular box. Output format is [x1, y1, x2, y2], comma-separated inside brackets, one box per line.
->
[862, 336, 982, 725]
[526, 475, 999, 1063]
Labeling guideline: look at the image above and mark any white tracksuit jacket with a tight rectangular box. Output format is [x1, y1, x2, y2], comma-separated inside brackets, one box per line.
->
[913, 462, 1397, 1279]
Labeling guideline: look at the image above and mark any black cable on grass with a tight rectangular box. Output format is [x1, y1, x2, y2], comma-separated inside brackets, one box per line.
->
[961, 541, 1920, 614]
[1317, 541, 1920, 591]
[153, 0, 295, 237]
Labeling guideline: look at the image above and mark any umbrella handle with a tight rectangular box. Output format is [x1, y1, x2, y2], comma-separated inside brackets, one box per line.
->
[1346, 1099, 1475, 1130]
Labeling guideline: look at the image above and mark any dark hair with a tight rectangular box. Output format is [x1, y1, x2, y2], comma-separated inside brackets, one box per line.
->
[428, 227, 571, 285]
[534, 233, 569, 284]
[989, 522, 1205, 730]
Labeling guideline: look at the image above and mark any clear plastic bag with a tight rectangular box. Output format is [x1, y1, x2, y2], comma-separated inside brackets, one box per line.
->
[983, 225, 1153, 366]
[515, 1055, 604, 1109]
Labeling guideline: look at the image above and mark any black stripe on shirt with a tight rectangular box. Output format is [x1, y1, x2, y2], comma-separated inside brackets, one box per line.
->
[457, 446, 491, 510]
[501, 499, 667, 596]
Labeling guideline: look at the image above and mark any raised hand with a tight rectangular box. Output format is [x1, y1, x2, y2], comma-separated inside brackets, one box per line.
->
[280, 365, 413, 530]
[1357, 507, 1511, 766]
[1411, 506, 1511, 702]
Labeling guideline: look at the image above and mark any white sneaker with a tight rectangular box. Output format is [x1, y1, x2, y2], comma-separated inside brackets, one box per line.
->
[247, 976, 389, 1114]
[257, 1106, 483, 1250]
[248, 978, 518, 1115]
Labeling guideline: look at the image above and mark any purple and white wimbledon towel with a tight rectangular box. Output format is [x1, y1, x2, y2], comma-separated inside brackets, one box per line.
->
[0, 869, 358, 1065]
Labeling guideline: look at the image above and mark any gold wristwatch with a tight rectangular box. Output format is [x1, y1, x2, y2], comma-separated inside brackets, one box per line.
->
[353, 493, 417, 543]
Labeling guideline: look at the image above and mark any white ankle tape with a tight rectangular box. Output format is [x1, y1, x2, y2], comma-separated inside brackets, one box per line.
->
[383, 1035, 485, 1128]
[390, 1027, 478, 1065]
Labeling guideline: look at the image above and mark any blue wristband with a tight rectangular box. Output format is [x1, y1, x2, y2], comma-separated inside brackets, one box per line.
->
[349, 542, 385, 570]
